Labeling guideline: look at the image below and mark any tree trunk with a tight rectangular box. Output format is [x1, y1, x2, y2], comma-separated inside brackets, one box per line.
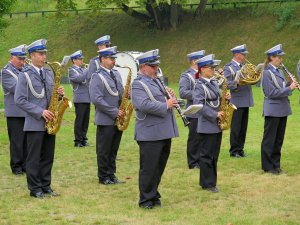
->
[194, 0, 208, 17]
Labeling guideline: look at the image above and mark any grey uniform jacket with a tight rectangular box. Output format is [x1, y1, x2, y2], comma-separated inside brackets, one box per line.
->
[262, 64, 292, 117]
[193, 78, 221, 134]
[224, 60, 254, 108]
[89, 67, 124, 126]
[14, 65, 54, 131]
[68, 65, 90, 103]
[1, 62, 26, 117]
[131, 73, 179, 141]
[179, 67, 198, 119]
[88, 56, 100, 80]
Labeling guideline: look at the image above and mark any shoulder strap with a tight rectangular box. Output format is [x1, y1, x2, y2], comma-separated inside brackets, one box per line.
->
[201, 83, 220, 108]
[268, 70, 282, 89]
[186, 72, 196, 89]
[138, 80, 159, 102]
[228, 66, 235, 79]
[24, 72, 45, 99]
[95, 59, 100, 70]
[98, 74, 119, 97]
[6, 69, 18, 80]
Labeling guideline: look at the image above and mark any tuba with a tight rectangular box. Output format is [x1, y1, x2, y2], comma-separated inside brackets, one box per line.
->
[45, 57, 72, 134]
[115, 64, 134, 131]
[236, 59, 262, 85]
[218, 72, 237, 130]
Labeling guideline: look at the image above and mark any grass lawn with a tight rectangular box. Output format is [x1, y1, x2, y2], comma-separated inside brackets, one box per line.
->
[0, 84, 299, 225]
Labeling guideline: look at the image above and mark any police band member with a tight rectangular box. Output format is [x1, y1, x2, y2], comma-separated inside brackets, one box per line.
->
[68, 50, 91, 148]
[1, 45, 27, 175]
[224, 44, 253, 158]
[88, 35, 111, 78]
[15, 39, 64, 198]
[179, 50, 205, 169]
[193, 54, 230, 193]
[131, 49, 179, 209]
[89, 46, 125, 185]
[261, 44, 298, 175]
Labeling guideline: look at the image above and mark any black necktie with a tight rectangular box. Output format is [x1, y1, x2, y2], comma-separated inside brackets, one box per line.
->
[110, 71, 118, 88]
[40, 69, 49, 106]
[110, 71, 121, 105]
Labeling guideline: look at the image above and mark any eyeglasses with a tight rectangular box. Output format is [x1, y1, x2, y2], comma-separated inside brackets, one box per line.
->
[146, 64, 158, 68]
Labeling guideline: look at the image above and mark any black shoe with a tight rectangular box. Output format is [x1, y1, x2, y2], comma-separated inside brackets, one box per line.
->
[82, 142, 93, 147]
[139, 201, 153, 209]
[99, 178, 115, 185]
[230, 153, 242, 158]
[152, 199, 162, 207]
[275, 168, 286, 174]
[12, 170, 24, 176]
[264, 170, 279, 175]
[239, 152, 247, 157]
[189, 164, 200, 169]
[30, 191, 45, 199]
[110, 175, 126, 184]
[43, 189, 60, 197]
[74, 143, 85, 148]
[202, 187, 219, 193]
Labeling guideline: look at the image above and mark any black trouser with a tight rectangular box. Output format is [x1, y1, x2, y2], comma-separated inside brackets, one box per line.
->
[96, 125, 122, 181]
[138, 139, 171, 205]
[26, 131, 55, 194]
[6, 117, 27, 173]
[186, 118, 200, 168]
[229, 107, 249, 155]
[198, 133, 222, 188]
[74, 103, 90, 145]
[261, 116, 287, 171]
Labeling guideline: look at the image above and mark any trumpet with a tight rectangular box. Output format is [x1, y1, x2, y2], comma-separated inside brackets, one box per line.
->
[156, 74, 190, 127]
[82, 63, 89, 69]
[281, 64, 300, 91]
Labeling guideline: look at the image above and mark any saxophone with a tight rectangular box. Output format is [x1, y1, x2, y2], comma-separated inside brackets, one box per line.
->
[218, 73, 237, 130]
[45, 61, 72, 135]
[115, 64, 134, 131]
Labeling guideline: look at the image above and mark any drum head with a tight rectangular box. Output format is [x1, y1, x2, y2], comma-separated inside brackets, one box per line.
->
[114, 52, 138, 87]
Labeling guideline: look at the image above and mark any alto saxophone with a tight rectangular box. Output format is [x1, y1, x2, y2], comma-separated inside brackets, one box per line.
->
[46, 61, 72, 134]
[115, 64, 134, 131]
[218, 73, 237, 130]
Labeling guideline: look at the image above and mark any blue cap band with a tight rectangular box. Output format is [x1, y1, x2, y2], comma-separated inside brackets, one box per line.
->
[197, 60, 214, 67]
[139, 56, 160, 64]
[28, 45, 47, 53]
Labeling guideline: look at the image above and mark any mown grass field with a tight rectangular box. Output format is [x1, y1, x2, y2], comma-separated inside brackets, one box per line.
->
[0, 85, 300, 225]
[1, 3, 300, 224]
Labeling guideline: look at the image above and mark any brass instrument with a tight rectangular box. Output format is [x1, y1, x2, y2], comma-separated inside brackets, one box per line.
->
[214, 68, 225, 87]
[82, 63, 89, 69]
[156, 74, 190, 127]
[115, 64, 134, 131]
[237, 59, 262, 85]
[218, 73, 237, 130]
[45, 59, 72, 134]
[281, 64, 300, 91]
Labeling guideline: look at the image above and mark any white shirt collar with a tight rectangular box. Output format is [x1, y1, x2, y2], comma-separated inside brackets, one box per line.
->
[190, 67, 197, 73]
[202, 77, 211, 83]
[232, 59, 241, 67]
[100, 65, 111, 74]
[269, 63, 278, 70]
[31, 64, 44, 74]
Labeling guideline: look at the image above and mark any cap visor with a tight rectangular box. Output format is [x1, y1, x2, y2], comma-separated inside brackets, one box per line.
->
[146, 60, 160, 65]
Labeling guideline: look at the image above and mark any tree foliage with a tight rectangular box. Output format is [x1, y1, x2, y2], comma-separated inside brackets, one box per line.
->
[0, 0, 16, 32]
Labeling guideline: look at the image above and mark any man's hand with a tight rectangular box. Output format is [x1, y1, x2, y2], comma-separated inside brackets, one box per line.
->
[225, 92, 231, 100]
[167, 98, 178, 109]
[290, 81, 299, 90]
[42, 110, 54, 122]
[217, 111, 225, 120]
[57, 86, 64, 96]
[118, 109, 125, 118]
[166, 87, 176, 98]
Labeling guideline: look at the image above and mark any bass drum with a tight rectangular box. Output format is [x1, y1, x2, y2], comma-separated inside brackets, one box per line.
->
[114, 52, 140, 87]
